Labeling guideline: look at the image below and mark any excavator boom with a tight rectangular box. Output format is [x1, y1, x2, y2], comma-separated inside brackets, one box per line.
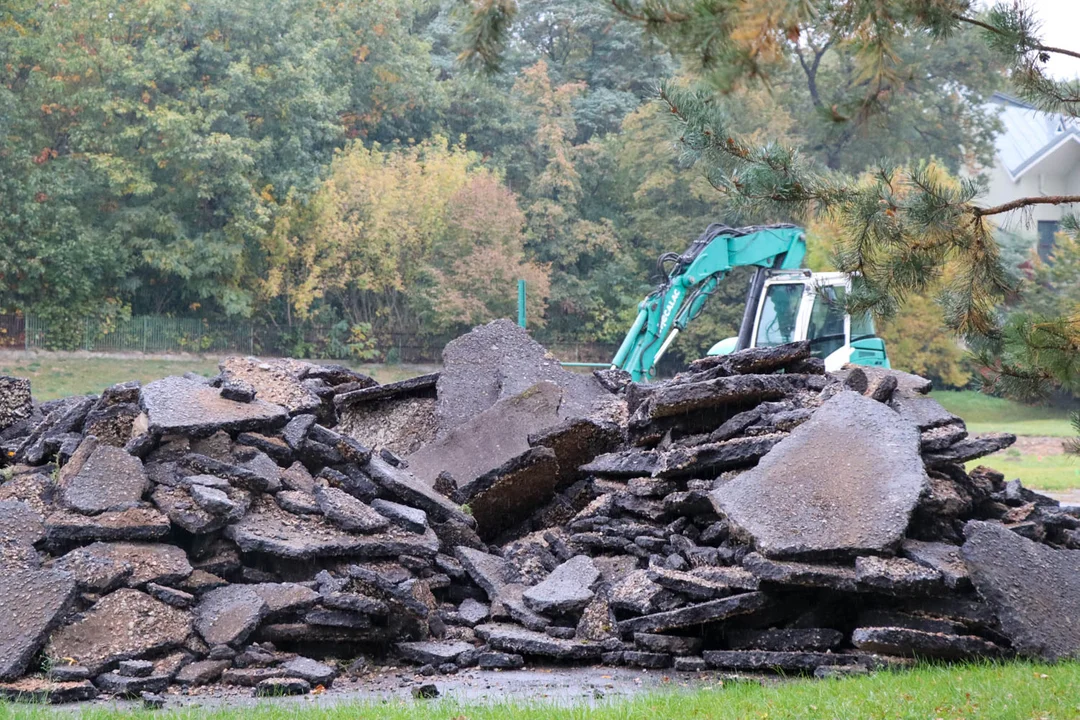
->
[610, 224, 808, 382]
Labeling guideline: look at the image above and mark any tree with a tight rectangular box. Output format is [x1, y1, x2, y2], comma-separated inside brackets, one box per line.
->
[462, 1, 1077, 390]
[261, 137, 549, 344]
[0, 0, 435, 331]
[513, 60, 622, 340]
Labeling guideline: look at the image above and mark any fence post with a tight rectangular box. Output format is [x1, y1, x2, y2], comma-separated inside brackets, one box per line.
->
[142, 316, 148, 354]
[517, 279, 526, 329]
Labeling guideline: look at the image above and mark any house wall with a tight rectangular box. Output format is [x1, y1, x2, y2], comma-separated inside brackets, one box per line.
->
[982, 150, 1080, 240]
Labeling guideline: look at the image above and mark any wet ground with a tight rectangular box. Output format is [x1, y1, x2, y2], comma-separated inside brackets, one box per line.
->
[55, 665, 752, 712]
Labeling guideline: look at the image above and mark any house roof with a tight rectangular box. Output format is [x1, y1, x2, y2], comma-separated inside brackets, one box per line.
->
[990, 92, 1080, 180]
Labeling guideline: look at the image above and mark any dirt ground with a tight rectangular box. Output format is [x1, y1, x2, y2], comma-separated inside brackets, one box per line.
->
[1009, 436, 1067, 456]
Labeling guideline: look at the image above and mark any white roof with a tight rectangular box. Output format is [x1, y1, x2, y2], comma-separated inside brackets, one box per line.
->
[990, 92, 1080, 180]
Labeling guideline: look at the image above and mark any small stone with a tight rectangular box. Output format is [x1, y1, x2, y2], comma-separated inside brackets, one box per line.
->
[276, 490, 320, 515]
[458, 598, 490, 626]
[254, 677, 311, 697]
[371, 498, 428, 533]
[412, 683, 439, 699]
[93, 672, 170, 697]
[315, 486, 391, 534]
[141, 691, 166, 709]
[522, 555, 600, 614]
[48, 665, 91, 682]
[220, 380, 256, 403]
[117, 660, 154, 677]
[673, 656, 707, 672]
[189, 484, 239, 516]
[623, 651, 672, 669]
[397, 640, 475, 666]
[633, 633, 703, 655]
[221, 667, 288, 687]
[145, 583, 195, 608]
[814, 665, 869, 679]
[280, 657, 337, 688]
[478, 652, 524, 669]
[542, 626, 574, 639]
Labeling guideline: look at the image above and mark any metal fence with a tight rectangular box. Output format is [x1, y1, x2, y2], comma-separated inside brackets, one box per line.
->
[0, 315, 24, 348]
[23, 315, 255, 355]
[2, 313, 619, 364]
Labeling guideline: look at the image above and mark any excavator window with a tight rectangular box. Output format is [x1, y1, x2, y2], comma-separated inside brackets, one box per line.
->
[808, 285, 847, 359]
[755, 284, 802, 347]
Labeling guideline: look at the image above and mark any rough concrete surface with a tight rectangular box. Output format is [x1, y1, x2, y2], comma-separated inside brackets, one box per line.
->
[711, 391, 927, 559]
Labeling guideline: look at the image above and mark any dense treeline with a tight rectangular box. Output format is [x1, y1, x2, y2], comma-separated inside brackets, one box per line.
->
[0, 0, 1007, 381]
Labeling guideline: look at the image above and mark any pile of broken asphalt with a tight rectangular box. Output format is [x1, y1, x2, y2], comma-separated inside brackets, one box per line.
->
[0, 318, 1077, 706]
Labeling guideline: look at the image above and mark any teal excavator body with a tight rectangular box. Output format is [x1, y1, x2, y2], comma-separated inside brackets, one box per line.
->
[610, 223, 889, 382]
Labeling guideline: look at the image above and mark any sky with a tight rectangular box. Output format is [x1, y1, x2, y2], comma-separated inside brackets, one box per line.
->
[1031, 0, 1080, 79]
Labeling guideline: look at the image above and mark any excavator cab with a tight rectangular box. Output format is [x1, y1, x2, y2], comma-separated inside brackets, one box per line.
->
[707, 271, 890, 372]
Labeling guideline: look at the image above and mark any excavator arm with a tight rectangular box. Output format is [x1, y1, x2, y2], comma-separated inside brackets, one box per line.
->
[611, 224, 808, 382]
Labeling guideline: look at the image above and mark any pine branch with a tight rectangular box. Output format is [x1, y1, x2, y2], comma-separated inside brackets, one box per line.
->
[973, 195, 1080, 218]
[952, 13, 1080, 61]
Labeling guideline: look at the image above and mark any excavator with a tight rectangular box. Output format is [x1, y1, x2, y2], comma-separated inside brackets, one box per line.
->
[610, 223, 890, 382]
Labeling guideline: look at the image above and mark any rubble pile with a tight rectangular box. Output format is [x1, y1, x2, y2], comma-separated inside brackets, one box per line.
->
[0, 318, 1078, 704]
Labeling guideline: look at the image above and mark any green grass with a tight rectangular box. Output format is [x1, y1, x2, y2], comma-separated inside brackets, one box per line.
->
[933, 390, 1076, 437]
[971, 449, 1080, 492]
[0, 356, 436, 401]
[1, 661, 1077, 719]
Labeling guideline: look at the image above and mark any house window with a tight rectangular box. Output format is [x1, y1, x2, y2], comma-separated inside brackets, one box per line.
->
[1038, 220, 1060, 262]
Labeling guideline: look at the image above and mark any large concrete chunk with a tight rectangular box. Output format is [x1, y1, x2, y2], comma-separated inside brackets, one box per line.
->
[686, 341, 810, 376]
[0, 570, 78, 680]
[711, 391, 927, 559]
[522, 555, 599, 614]
[334, 373, 438, 410]
[363, 456, 474, 527]
[851, 626, 1001, 659]
[635, 374, 809, 423]
[923, 433, 1016, 467]
[405, 382, 562, 491]
[961, 520, 1080, 660]
[476, 623, 603, 661]
[703, 649, 867, 673]
[617, 593, 770, 634]
[47, 589, 192, 674]
[195, 585, 268, 647]
[225, 495, 439, 560]
[435, 319, 611, 434]
[459, 447, 561, 539]
[73, 542, 192, 588]
[44, 507, 171, 543]
[140, 376, 288, 437]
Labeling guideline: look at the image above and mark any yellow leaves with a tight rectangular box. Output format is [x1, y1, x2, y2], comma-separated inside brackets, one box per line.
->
[354, 45, 370, 63]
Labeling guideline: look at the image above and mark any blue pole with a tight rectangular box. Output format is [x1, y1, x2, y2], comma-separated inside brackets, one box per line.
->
[517, 279, 526, 328]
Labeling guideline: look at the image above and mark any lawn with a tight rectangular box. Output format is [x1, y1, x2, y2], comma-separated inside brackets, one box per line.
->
[932, 390, 1076, 437]
[971, 450, 1080, 492]
[0, 355, 435, 402]
[1, 661, 1077, 720]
